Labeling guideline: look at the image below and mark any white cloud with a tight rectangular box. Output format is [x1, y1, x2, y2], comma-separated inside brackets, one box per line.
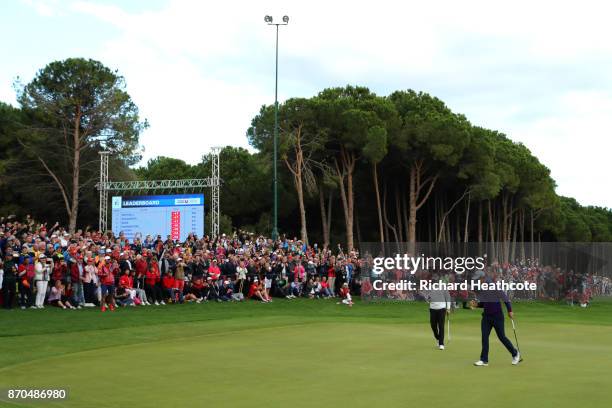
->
[9, 0, 612, 207]
[20, 0, 61, 17]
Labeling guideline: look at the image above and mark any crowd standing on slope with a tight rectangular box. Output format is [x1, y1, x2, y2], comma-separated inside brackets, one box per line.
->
[0, 216, 359, 311]
[1, 215, 609, 311]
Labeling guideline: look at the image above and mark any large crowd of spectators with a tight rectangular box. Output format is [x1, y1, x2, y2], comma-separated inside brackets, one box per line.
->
[0, 216, 360, 311]
[362, 259, 610, 306]
[2, 215, 609, 311]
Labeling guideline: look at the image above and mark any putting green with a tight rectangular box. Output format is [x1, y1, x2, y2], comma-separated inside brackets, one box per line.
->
[1, 300, 611, 407]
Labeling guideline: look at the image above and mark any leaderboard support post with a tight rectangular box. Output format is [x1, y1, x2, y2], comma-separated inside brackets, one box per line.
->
[265, 14, 289, 241]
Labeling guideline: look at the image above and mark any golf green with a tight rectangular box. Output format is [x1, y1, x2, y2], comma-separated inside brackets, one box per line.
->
[1, 299, 611, 408]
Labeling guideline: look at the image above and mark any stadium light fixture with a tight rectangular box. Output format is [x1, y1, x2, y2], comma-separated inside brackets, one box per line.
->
[264, 14, 289, 241]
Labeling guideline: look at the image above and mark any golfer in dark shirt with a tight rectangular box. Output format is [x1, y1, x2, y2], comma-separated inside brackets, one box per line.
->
[471, 289, 522, 366]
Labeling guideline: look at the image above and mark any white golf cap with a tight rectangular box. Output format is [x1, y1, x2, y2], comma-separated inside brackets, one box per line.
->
[104, 256, 110, 260]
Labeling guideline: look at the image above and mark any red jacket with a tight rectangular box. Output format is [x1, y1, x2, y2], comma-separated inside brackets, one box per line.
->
[162, 275, 175, 289]
[135, 259, 148, 276]
[208, 264, 221, 280]
[70, 263, 80, 282]
[145, 270, 160, 286]
[119, 275, 133, 288]
[98, 265, 114, 286]
[53, 263, 67, 281]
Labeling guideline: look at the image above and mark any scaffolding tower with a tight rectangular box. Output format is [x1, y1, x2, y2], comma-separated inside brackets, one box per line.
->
[97, 149, 221, 237]
[210, 146, 221, 239]
[98, 151, 110, 232]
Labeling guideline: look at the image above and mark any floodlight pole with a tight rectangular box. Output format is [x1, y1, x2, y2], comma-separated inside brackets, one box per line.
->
[265, 15, 288, 242]
[273, 23, 279, 242]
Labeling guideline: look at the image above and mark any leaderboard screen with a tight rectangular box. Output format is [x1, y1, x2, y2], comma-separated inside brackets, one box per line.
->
[111, 194, 204, 242]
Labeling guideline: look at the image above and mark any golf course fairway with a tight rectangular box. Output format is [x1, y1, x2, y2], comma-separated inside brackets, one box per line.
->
[1, 299, 611, 408]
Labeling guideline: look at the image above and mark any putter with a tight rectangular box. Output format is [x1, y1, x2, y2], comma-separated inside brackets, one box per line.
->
[447, 312, 451, 343]
[510, 318, 524, 361]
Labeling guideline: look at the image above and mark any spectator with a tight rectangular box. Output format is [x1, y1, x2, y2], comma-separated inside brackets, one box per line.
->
[289, 278, 302, 299]
[338, 282, 353, 307]
[248, 278, 270, 302]
[34, 254, 50, 308]
[3, 253, 18, 309]
[145, 265, 164, 305]
[48, 280, 76, 309]
[162, 272, 175, 302]
[98, 256, 116, 312]
[17, 256, 35, 309]
[83, 258, 98, 305]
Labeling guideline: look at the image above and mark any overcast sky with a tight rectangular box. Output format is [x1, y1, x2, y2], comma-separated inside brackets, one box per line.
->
[1, 0, 611, 208]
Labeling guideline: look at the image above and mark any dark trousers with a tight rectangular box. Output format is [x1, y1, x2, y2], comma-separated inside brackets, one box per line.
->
[429, 308, 446, 345]
[2, 283, 16, 309]
[145, 284, 163, 302]
[84, 282, 96, 304]
[18, 282, 33, 308]
[480, 313, 517, 362]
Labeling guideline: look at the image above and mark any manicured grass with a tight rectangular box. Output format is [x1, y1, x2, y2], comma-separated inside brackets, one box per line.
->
[1, 298, 611, 407]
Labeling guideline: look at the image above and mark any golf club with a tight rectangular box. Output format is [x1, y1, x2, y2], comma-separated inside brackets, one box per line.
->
[511, 318, 524, 361]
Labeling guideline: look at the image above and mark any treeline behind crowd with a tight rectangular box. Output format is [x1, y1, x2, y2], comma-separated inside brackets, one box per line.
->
[0, 58, 611, 257]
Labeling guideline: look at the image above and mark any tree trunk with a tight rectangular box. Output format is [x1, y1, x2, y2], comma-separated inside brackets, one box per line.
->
[434, 196, 439, 244]
[510, 211, 518, 262]
[296, 172, 308, 244]
[355, 203, 362, 246]
[402, 190, 409, 242]
[436, 189, 469, 243]
[478, 200, 483, 254]
[319, 188, 329, 248]
[346, 161, 354, 250]
[408, 165, 417, 246]
[68, 112, 82, 233]
[395, 185, 404, 242]
[327, 190, 333, 245]
[408, 160, 438, 251]
[530, 209, 535, 261]
[284, 125, 308, 244]
[334, 147, 355, 250]
[501, 193, 508, 263]
[372, 163, 384, 243]
[487, 199, 496, 261]
[383, 181, 399, 244]
[464, 192, 471, 243]
[520, 209, 525, 262]
[455, 208, 461, 244]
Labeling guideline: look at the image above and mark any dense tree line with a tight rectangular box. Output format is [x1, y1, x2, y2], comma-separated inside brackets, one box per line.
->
[1, 61, 611, 253]
[0, 58, 145, 232]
